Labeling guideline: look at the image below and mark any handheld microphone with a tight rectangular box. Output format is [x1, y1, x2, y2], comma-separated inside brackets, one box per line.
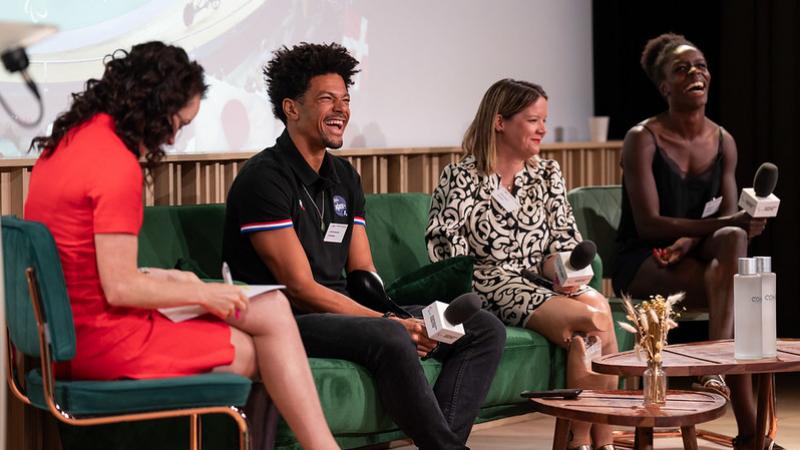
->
[346, 270, 411, 318]
[421, 292, 482, 344]
[738, 162, 780, 217]
[554, 240, 596, 288]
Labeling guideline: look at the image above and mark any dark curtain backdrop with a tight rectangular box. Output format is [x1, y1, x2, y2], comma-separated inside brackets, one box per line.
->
[593, 0, 800, 337]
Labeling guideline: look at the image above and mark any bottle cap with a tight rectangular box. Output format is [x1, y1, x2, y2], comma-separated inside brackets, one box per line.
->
[738, 257, 757, 275]
[755, 256, 772, 273]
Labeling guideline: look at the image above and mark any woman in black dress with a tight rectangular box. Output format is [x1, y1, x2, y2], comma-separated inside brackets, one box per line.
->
[614, 33, 776, 450]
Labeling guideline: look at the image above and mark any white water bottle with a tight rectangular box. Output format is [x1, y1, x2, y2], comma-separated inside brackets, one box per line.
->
[756, 256, 777, 358]
[734, 257, 763, 360]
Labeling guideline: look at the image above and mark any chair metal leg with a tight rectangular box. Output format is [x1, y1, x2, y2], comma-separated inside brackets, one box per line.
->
[190, 414, 200, 450]
[228, 406, 251, 450]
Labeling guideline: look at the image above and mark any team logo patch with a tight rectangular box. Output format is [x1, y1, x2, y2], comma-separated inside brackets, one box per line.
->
[333, 195, 348, 217]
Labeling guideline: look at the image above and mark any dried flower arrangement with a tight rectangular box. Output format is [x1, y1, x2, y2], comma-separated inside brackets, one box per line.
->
[617, 293, 685, 364]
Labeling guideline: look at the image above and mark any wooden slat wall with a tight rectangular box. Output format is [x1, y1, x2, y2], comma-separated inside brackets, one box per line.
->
[1, 142, 622, 216]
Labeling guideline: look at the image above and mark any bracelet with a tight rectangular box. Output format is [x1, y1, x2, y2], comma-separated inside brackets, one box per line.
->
[382, 311, 396, 318]
[138, 267, 151, 274]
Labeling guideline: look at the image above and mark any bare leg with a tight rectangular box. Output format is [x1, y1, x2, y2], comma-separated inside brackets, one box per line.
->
[527, 292, 618, 447]
[214, 291, 339, 450]
[627, 226, 755, 439]
[573, 292, 618, 447]
[699, 227, 756, 439]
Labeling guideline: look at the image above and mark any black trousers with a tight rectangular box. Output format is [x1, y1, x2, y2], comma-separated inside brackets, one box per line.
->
[295, 306, 506, 450]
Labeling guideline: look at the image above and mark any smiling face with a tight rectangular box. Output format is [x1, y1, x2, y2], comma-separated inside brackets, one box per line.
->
[495, 96, 548, 160]
[660, 45, 710, 109]
[286, 73, 350, 150]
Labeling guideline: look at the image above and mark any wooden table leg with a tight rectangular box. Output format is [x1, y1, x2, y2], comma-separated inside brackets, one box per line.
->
[755, 373, 772, 450]
[768, 372, 778, 442]
[681, 425, 698, 450]
[552, 418, 570, 450]
[634, 427, 653, 450]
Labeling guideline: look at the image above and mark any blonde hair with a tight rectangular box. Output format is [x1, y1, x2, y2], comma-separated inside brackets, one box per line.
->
[462, 79, 547, 175]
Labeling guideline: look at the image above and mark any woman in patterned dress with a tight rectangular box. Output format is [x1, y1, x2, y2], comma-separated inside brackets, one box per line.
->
[427, 79, 617, 450]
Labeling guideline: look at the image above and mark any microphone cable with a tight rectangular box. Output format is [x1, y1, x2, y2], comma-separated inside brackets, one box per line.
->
[1, 47, 44, 128]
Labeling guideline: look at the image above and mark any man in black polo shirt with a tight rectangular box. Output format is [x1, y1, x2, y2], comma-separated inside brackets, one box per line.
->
[223, 43, 505, 450]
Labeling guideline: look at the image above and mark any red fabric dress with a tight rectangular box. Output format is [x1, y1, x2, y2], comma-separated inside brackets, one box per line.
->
[24, 113, 234, 380]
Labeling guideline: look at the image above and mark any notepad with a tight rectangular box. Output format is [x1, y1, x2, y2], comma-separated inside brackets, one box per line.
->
[158, 285, 285, 322]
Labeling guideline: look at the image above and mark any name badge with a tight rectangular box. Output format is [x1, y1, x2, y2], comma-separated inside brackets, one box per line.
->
[701, 196, 722, 218]
[491, 188, 520, 212]
[323, 223, 348, 243]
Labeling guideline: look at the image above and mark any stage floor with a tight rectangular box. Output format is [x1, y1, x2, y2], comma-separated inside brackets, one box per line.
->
[393, 372, 800, 450]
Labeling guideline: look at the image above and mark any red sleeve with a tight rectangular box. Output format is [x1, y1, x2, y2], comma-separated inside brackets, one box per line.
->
[89, 148, 143, 235]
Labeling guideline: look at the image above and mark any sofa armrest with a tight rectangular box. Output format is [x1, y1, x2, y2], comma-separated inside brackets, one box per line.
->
[588, 254, 603, 292]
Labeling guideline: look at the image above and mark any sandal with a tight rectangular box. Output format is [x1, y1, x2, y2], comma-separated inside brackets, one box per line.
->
[594, 445, 615, 450]
[567, 446, 591, 450]
[692, 374, 731, 400]
[732, 434, 785, 450]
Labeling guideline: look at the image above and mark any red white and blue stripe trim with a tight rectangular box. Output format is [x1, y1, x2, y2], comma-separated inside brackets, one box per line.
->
[240, 219, 293, 233]
[353, 216, 366, 226]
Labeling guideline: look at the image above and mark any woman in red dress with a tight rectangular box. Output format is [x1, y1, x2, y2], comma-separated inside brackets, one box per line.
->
[25, 41, 339, 450]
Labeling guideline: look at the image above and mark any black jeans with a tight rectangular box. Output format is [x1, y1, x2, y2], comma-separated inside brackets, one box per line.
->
[295, 306, 506, 450]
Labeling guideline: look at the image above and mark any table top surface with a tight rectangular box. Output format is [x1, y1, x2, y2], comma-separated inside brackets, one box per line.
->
[529, 390, 727, 428]
[593, 339, 800, 377]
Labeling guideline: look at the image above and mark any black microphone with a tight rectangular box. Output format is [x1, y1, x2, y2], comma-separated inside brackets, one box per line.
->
[554, 240, 596, 287]
[346, 270, 411, 318]
[569, 240, 597, 271]
[754, 162, 778, 197]
[739, 162, 780, 217]
[422, 292, 482, 344]
[444, 292, 482, 325]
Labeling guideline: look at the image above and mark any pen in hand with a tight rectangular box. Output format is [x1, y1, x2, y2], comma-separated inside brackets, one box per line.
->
[221, 261, 240, 320]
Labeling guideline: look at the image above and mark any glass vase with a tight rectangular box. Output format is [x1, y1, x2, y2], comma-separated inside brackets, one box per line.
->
[643, 359, 666, 405]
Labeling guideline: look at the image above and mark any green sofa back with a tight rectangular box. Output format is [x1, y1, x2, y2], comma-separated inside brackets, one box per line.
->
[138, 194, 435, 285]
[567, 185, 622, 277]
[139, 204, 227, 279]
[364, 193, 432, 285]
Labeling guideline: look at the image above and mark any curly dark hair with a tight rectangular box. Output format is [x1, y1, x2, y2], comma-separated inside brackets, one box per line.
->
[640, 33, 699, 87]
[30, 41, 208, 170]
[263, 42, 359, 124]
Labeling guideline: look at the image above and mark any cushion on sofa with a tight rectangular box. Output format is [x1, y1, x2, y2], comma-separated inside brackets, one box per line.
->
[386, 255, 474, 305]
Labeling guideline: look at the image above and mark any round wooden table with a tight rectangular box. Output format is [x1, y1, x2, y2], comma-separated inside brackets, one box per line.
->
[529, 390, 727, 450]
[593, 339, 800, 449]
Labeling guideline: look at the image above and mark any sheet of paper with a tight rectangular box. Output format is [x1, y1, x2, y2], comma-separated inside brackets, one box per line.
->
[158, 284, 285, 322]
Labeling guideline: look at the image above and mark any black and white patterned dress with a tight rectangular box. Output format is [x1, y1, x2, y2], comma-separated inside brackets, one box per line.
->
[426, 155, 585, 327]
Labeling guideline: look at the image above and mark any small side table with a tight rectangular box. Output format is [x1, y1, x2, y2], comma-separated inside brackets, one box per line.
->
[529, 390, 726, 450]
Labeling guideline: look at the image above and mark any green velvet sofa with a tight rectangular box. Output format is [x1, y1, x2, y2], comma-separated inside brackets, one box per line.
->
[131, 192, 634, 449]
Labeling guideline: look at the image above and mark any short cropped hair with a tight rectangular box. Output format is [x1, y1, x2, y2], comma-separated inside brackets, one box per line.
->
[263, 42, 360, 123]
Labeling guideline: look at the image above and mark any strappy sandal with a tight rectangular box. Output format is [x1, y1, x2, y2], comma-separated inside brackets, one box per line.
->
[567, 445, 591, 450]
[594, 445, 615, 450]
[732, 434, 785, 450]
[691, 374, 731, 400]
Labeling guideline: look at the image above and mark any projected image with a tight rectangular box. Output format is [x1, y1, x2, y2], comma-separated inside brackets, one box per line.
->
[0, 0, 370, 157]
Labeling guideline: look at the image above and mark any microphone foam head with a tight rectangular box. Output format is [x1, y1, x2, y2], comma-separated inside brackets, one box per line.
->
[568, 240, 597, 270]
[444, 293, 482, 325]
[753, 162, 778, 197]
